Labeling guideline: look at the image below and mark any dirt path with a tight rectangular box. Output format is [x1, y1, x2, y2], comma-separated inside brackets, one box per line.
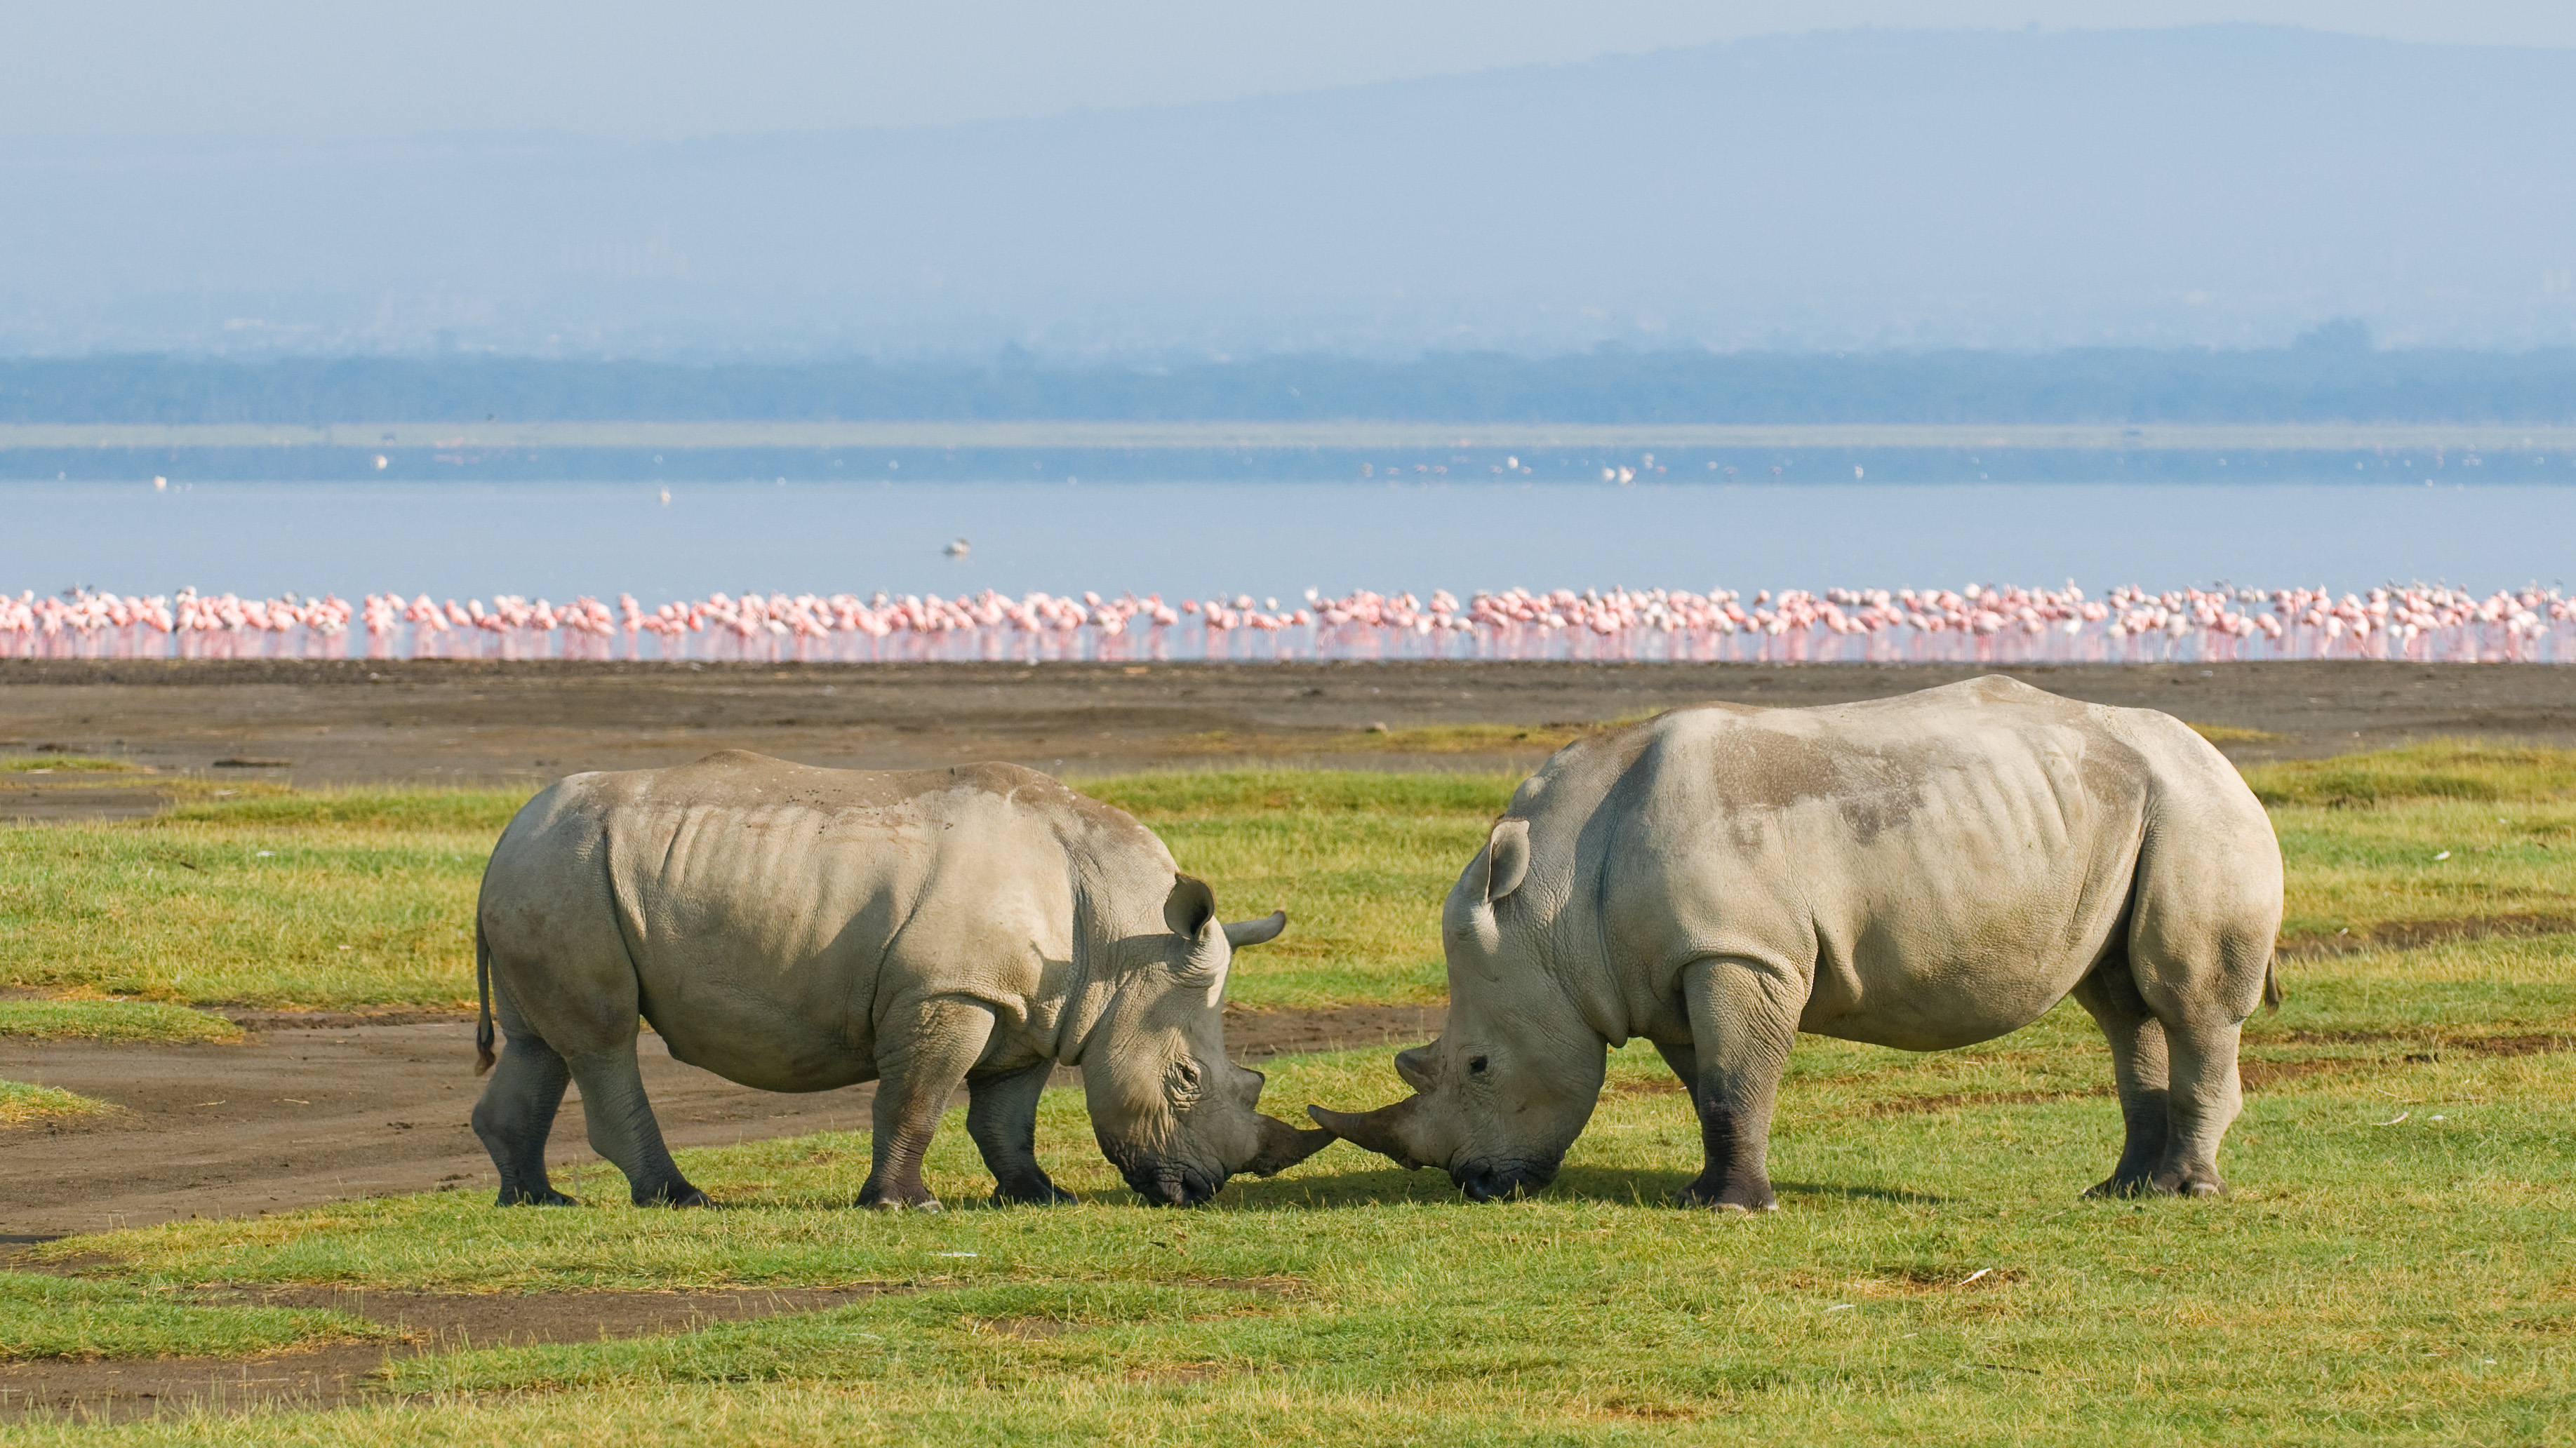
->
[0, 1285, 898, 1424]
[7, 659, 2575, 820]
[0, 1005, 1441, 1238]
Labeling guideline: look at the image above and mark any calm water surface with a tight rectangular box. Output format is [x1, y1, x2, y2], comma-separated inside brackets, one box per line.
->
[5, 479, 2568, 603]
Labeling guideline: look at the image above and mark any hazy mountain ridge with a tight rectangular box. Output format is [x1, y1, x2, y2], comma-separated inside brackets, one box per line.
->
[10, 342, 2576, 424]
[4, 25, 2572, 358]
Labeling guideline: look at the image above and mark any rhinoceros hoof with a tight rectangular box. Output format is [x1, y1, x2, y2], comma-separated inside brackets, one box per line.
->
[641, 1186, 712, 1208]
[994, 1184, 1079, 1207]
[497, 1188, 579, 1208]
[1679, 1179, 1777, 1213]
[858, 1194, 943, 1212]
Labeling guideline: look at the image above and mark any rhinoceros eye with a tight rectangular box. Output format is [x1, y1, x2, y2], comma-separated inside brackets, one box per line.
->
[1469, 1056, 1490, 1075]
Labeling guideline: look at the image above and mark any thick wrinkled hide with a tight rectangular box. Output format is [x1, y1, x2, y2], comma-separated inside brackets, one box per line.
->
[1313, 677, 2283, 1207]
[469, 751, 1326, 1209]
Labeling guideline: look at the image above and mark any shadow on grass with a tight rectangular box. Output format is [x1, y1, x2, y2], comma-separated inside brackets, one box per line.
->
[1210, 1165, 1949, 1211]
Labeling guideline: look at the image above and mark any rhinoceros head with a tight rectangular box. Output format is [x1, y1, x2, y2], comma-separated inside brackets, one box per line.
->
[1083, 874, 1330, 1205]
[1309, 818, 1607, 1200]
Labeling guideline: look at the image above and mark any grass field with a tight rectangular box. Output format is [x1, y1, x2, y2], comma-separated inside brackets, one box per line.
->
[8, 932, 2570, 1442]
[1, 741, 2571, 1012]
[1, 739, 2571, 1442]
[0, 1000, 239, 1044]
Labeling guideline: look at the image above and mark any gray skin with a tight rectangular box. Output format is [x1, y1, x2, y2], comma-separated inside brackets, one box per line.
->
[469, 750, 1328, 1211]
[1311, 676, 2284, 1208]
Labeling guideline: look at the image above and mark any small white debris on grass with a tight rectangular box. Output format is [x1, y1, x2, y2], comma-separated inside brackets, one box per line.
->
[2434, 850, 2452, 861]
[1958, 1268, 1994, 1285]
[2374, 1112, 2410, 1126]
[931, 1251, 978, 1258]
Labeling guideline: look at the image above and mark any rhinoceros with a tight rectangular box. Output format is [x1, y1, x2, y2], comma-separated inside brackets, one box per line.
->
[1311, 676, 2283, 1207]
[469, 750, 1328, 1209]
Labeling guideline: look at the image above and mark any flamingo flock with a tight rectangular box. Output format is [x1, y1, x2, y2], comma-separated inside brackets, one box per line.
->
[4, 582, 2572, 665]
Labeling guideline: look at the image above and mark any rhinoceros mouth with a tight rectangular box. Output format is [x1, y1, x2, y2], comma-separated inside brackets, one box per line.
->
[1122, 1162, 1221, 1207]
[1453, 1159, 1555, 1203]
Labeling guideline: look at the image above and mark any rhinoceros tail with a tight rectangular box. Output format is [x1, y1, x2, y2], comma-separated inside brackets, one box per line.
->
[474, 918, 497, 1075]
[2261, 954, 2284, 1014]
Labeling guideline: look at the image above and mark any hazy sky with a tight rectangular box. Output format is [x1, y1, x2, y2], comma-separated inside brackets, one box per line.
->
[6, 1, 2572, 141]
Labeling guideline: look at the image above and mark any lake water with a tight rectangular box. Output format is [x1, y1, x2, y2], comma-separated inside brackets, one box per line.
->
[4, 478, 2568, 605]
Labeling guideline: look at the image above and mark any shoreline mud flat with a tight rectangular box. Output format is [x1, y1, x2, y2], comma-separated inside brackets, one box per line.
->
[4, 659, 2572, 814]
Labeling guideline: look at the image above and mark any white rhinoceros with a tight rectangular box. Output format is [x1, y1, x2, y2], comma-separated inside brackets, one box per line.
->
[469, 751, 1327, 1209]
[1312, 676, 2283, 1207]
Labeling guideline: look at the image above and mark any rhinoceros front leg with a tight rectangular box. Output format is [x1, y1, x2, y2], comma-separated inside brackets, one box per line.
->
[966, 1058, 1078, 1206]
[858, 997, 996, 1212]
[2071, 961, 2174, 1198]
[1673, 956, 1803, 1212]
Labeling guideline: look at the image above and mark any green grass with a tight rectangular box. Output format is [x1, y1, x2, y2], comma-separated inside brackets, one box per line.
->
[1084, 770, 1511, 1005]
[0, 788, 529, 1009]
[8, 931, 2569, 1444]
[2242, 739, 2576, 808]
[0, 1078, 114, 1127]
[0, 998, 242, 1043]
[0, 1274, 382, 1362]
[1, 745, 2570, 1442]
[2243, 743, 2576, 941]
[0, 756, 145, 775]
[3, 744, 2575, 1011]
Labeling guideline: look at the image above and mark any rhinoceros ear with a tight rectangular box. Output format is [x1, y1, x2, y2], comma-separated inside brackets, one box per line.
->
[1163, 873, 1219, 939]
[1480, 819, 1532, 904]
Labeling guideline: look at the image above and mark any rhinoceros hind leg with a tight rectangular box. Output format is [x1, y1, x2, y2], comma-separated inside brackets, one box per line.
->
[858, 997, 999, 1211]
[1672, 957, 1799, 1213]
[566, 1045, 709, 1208]
[2143, 1017, 2239, 1198]
[472, 1030, 581, 1207]
[2071, 962, 2173, 1199]
[967, 1058, 1077, 1206]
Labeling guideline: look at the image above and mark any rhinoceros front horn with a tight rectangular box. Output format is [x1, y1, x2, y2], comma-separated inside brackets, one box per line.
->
[1307, 1099, 1426, 1170]
[1239, 1113, 1333, 1177]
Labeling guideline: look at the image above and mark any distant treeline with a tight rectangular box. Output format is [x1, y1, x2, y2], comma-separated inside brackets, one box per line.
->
[8, 344, 2576, 424]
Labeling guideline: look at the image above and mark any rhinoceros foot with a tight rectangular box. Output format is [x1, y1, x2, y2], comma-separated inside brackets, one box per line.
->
[495, 1186, 580, 1208]
[992, 1181, 1079, 1207]
[2086, 1169, 2223, 1200]
[857, 1188, 943, 1212]
[636, 1184, 712, 1209]
[1677, 1175, 1777, 1213]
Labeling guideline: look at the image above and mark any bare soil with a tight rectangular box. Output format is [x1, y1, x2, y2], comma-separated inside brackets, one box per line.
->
[0, 1005, 1440, 1239]
[0, 661, 2568, 1279]
[4, 659, 2572, 817]
[2, 659, 2566, 1419]
[0, 1284, 900, 1423]
[0, 657, 2566, 1229]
